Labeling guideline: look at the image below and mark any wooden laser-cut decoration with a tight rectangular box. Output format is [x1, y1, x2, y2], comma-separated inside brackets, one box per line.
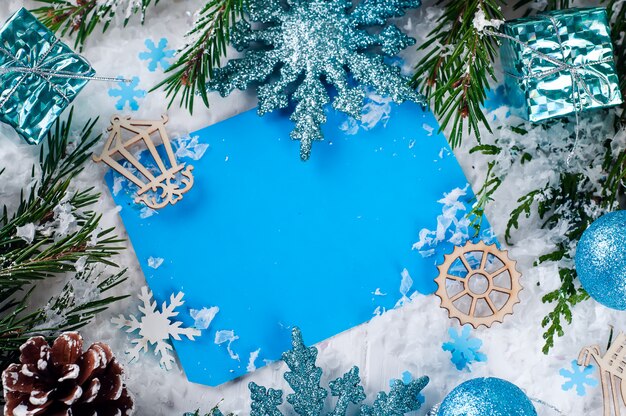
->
[93, 115, 194, 209]
[435, 241, 522, 328]
[579, 333, 626, 416]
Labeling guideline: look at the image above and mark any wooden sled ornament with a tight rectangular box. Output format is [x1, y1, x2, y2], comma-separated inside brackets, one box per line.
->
[435, 241, 522, 328]
[579, 333, 626, 416]
[93, 115, 194, 210]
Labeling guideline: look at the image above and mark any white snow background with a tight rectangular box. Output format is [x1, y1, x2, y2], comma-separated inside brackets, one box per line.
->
[0, 0, 622, 414]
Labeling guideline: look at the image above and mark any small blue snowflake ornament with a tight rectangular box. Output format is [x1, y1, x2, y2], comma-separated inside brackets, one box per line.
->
[109, 76, 146, 110]
[249, 327, 429, 416]
[208, 0, 425, 161]
[442, 326, 487, 371]
[560, 360, 598, 396]
[140, 38, 175, 72]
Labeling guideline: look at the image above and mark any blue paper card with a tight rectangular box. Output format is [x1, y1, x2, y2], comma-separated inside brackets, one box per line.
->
[108, 98, 493, 386]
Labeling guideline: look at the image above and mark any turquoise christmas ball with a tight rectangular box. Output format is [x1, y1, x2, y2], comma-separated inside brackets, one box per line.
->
[575, 211, 626, 310]
[438, 377, 537, 416]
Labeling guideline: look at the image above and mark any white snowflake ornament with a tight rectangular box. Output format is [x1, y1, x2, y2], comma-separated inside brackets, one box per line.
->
[112, 286, 200, 370]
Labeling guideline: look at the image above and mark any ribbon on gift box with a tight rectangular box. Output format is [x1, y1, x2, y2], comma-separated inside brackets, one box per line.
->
[0, 39, 127, 110]
[484, 15, 620, 163]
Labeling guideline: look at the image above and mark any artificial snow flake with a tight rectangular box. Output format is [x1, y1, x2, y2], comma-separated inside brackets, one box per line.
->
[109, 76, 146, 110]
[249, 327, 428, 416]
[412, 186, 497, 258]
[442, 326, 487, 371]
[560, 359, 598, 396]
[208, 0, 424, 160]
[139, 38, 175, 71]
[147, 256, 164, 269]
[112, 286, 200, 370]
[190, 306, 219, 330]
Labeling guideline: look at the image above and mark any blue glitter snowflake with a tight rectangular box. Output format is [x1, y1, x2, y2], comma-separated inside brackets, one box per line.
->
[249, 328, 429, 416]
[109, 76, 146, 110]
[208, 0, 424, 160]
[560, 360, 598, 396]
[139, 38, 175, 72]
[442, 326, 487, 371]
[389, 371, 425, 406]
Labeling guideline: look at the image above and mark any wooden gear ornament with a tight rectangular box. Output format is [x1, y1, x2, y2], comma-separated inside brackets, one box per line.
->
[93, 115, 194, 209]
[579, 333, 626, 416]
[435, 241, 522, 328]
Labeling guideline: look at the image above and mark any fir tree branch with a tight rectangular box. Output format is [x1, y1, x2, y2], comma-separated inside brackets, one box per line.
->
[411, 0, 503, 148]
[32, 0, 159, 49]
[151, 0, 246, 113]
[0, 109, 127, 375]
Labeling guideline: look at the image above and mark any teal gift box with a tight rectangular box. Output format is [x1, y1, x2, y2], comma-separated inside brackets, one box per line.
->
[0, 8, 94, 145]
[500, 7, 622, 122]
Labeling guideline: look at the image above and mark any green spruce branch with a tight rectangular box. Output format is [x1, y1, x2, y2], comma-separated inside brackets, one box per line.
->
[152, 0, 246, 113]
[32, 0, 159, 49]
[411, 0, 504, 148]
[0, 109, 127, 374]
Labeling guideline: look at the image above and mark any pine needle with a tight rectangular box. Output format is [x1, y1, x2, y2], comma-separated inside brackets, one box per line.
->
[411, 0, 503, 148]
[32, 0, 159, 50]
[151, 0, 246, 113]
[0, 109, 127, 375]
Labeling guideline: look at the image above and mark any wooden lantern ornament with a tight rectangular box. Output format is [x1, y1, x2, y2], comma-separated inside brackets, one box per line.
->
[93, 115, 194, 210]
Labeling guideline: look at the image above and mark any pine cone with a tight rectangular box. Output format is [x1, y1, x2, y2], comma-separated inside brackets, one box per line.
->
[2, 332, 134, 416]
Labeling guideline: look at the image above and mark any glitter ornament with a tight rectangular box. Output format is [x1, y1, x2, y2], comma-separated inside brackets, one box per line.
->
[575, 211, 626, 310]
[249, 327, 429, 416]
[208, 0, 424, 161]
[438, 378, 537, 416]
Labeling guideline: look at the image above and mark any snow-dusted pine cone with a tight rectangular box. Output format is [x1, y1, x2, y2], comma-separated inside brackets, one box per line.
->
[2, 332, 134, 416]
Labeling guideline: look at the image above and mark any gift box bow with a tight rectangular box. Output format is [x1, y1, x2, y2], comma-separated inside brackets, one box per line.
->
[0, 39, 105, 110]
[0, 8, 125, 145]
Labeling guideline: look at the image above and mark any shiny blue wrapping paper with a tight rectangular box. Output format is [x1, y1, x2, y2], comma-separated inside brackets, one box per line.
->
[0, 8, 94, 145]
[501, 8, 622, 122]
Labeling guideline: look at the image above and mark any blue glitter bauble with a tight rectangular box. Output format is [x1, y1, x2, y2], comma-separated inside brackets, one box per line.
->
[438, 378, 537, 416]
[575, 211, 626, 310]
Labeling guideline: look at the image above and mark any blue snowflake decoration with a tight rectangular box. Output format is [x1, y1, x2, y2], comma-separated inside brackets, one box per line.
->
[109, 76, 146, 111]
[560, 360, 598, 396]
[389, 371, 426, 406]
[139, 38, 175, 72]
[249, 327, 429, 416]
[442, 326, 487, 371]
[208, 0, 425, 161]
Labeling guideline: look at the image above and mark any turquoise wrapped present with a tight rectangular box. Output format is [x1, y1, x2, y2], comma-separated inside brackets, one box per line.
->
[500, 7, 622, 122]
[0, 8, 95, 145]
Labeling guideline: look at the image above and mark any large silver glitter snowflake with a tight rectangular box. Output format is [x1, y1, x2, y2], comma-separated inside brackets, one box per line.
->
[208, 0, 424, 160]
